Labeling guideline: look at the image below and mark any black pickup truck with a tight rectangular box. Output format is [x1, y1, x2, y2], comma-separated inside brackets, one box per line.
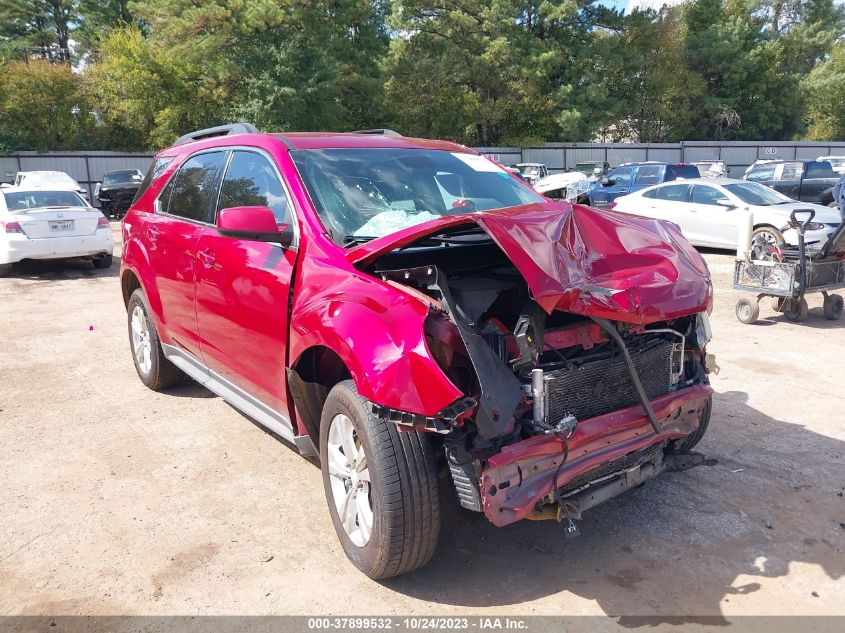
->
[744, 160, 839, 207]
[96, 169, 144, 218]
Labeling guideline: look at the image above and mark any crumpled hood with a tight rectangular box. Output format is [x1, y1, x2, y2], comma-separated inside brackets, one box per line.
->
[349, 202, 712, 324]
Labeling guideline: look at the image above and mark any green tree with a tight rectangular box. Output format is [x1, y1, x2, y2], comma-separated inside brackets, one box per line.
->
[0, 0, 77, 62]
[0, 59, 93, 150]
[75, 0, 136, 53]
[596, 7, 704, 142]
[84, 27, 224, 149]
[683, 0, 800, 139]
[803, 41, 845, 139]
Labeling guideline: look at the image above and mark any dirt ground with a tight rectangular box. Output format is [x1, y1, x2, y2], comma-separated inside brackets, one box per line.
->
[1, 223, 843, 620]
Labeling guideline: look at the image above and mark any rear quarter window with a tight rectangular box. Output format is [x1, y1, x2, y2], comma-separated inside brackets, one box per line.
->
[132, 158, 174, 205]
[668, 165, 701, 180]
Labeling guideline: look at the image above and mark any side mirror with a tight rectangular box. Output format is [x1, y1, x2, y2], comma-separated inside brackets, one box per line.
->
[601, 177, 614, 187]
[716, 200, 735, 209]
[217, 206, 293, 246]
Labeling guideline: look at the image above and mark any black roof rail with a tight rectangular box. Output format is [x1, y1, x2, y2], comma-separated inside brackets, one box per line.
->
[350, 128, 402, 137]
[173, 122, 258, 146]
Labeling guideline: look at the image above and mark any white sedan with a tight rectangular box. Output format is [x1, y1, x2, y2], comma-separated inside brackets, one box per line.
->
[0, 187, 114, 277]
[610, 178, 841, 249]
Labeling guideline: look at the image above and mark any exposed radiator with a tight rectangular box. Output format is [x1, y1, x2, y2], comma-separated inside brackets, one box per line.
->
[542, 336, 679, 424]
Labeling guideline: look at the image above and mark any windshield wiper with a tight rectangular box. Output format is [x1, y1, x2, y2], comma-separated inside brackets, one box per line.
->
[403, 228, 491, 248]
[343, 234, 378, 246]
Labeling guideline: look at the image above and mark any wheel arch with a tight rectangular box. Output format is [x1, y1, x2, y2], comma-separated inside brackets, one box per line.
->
[287, 345, 352, 448]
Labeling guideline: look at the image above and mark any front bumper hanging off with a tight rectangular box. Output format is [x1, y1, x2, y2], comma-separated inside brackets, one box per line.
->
[479, 383, 713, 527]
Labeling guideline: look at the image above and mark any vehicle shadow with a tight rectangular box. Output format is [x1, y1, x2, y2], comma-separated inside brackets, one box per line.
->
[5, 254, 122, 280]
[382, 389, 845, 621]
[751, 306, 845, 329]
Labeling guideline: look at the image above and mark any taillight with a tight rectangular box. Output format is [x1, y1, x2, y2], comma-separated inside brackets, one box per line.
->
[610, 201, 618, 209]
[2, 221, 24, 233]
[97, 216, 110, 229]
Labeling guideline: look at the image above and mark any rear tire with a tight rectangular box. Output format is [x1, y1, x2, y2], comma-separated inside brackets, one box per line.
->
[127, 288, 184, 391]
[735, 297, 759, 324]
[319, 380, 440, 579]
[823, 294, 844, 320]
[93, 254, 113, 269]
[783, 297, 809, 322]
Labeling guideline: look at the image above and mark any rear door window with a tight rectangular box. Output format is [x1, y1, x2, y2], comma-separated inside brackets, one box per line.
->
[669, 165, 702, 180]
[164, 151, 227, 223]
[655, 184, 690, 201]
[634, 165, 663, 185]
[779, 162, 802, 181]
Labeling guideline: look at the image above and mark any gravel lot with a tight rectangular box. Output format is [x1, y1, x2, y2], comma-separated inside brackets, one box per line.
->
[1, 223, 843, 619]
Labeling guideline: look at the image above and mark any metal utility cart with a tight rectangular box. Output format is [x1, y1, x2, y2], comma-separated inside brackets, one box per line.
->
[733, 209, 845, 324]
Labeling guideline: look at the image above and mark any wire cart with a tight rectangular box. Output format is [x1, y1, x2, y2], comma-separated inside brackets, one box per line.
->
[733, 209, 845, 324]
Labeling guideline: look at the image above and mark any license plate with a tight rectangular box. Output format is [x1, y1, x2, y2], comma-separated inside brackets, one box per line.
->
[49, 220, 74, 232]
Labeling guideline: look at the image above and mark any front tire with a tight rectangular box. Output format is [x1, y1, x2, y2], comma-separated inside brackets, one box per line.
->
[127, 288, 184, 390]
[752, 226, 785, 249]
[0, 264, 12, 277]
[319, 380, 441, 579]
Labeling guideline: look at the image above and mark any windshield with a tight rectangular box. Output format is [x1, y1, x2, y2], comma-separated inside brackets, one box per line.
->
[519, 165, 543, 176]
[290, 148, 545, 245]
[573, 162, 598, 175]
[723, 182, 791, 205]
[2, 190, 87, 211]
[102, 170, 142, 186]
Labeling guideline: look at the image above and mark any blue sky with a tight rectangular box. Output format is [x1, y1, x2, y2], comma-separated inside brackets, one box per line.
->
[599, 0, 685, 12]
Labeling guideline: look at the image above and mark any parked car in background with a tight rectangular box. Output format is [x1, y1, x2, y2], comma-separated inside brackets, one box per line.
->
[96, 169, 144, 218]
[744, 159, 839, 207]
[515, 162, 548, 185]
[691, 160, 728, 178]
[580, 162, 700, 208]
[817, 155, 845, 174]
[13, 171, 90, 203]
[533, 170, 588, 200]
[572, 161, 610, 178]
[611, 178, 840, 250]
[743, 159, 779, 176]
[0, 186, 113, 276]
[121, 124, 715, 579]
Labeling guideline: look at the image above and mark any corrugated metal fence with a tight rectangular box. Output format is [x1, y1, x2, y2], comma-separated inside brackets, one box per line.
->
[1, 151, 154, 207]
[475, 141, 845, 176]
[5, 141, 845, 207]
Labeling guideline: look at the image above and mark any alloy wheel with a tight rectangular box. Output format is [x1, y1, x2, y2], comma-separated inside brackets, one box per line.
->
[326, 413, 373, 547]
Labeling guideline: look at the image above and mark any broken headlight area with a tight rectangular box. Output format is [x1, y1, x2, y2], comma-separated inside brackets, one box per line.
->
[366, 226, 713, 531]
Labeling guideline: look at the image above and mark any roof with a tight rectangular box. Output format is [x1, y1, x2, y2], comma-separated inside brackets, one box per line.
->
[271, 132, 469, 152]
[643, 178, 743, 186]
[159, 130, 472, 155]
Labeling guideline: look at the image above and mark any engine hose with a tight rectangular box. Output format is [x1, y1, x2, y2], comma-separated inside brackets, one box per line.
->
[552, 434, 570, 504]
[591, 317, 662, 435]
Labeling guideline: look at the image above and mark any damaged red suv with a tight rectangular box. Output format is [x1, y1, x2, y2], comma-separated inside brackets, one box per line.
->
[121, 124, 715, 579]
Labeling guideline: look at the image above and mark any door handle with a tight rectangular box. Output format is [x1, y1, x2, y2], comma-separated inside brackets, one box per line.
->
[146, 225, 160, 241]
[197, 249, 215, 268]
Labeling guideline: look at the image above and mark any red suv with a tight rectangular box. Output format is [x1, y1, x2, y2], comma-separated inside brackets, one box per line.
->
[121, 124, 716, 578]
